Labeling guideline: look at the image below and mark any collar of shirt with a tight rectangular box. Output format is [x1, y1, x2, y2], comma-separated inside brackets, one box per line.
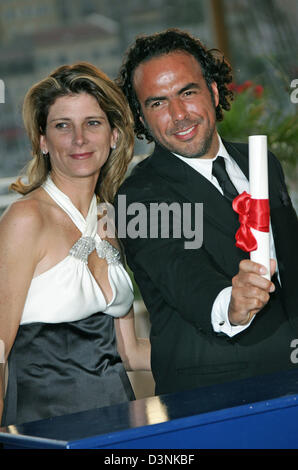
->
[173, 134, 248, 194]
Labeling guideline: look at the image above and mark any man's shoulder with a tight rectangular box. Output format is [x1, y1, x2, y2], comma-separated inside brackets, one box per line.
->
[224, 139, 279, 160]
[224, 139, 281, 169]
[117, 152, 161, 198]
[223, 139, 249, 156]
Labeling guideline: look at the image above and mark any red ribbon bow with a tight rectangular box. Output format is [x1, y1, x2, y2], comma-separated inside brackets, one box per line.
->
[232, 191, 270, 252]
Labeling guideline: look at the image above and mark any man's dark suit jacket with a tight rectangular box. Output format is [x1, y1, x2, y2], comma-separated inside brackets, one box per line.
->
[116, 141, 298, 395]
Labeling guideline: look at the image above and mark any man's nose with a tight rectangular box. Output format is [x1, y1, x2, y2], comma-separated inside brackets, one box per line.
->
[169, 98, 187, 122]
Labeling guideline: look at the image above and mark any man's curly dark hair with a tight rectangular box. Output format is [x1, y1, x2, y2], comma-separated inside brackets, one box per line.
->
[116, 28, 234, 142]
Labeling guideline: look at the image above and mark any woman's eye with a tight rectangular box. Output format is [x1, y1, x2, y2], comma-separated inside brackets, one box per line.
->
[55, 122, 68, 129]
[88, 120, 100, 126]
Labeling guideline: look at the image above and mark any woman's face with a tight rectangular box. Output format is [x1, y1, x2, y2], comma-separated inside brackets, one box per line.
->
[40, 92, 118, 181]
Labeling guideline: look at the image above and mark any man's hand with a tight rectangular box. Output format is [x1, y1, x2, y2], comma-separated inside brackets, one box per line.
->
[228, 259, 276, 326]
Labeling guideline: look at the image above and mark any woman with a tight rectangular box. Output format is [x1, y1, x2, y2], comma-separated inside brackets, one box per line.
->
[0, 62, 150, 426]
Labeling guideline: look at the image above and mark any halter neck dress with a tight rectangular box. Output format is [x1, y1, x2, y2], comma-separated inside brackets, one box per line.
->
[1, 177, 135, 426]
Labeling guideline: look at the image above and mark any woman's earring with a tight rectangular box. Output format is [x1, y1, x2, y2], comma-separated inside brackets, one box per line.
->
[111, 144, 116, 150]
[42, 150, 48, 156]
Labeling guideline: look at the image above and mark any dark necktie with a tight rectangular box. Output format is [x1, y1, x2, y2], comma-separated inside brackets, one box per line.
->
[212, 156, 238, 202]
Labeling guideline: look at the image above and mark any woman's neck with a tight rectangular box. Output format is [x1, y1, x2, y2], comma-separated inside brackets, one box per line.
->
[49, 171, 99, 218]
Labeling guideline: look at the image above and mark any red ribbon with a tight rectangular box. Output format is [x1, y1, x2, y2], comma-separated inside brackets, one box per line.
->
[232, 191, 270, 252]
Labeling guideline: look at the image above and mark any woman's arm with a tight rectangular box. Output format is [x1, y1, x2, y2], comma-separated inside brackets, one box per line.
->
[0, 363, 5, 424]
[114, 308, 151, 371]
[96, 213, 151, 371]
[0, 199, 43, 423]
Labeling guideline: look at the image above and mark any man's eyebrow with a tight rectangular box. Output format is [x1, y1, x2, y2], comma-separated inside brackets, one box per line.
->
[143, 82, 200, 108]
[178, 82, 200, 94]
[144, 95, 166, 108]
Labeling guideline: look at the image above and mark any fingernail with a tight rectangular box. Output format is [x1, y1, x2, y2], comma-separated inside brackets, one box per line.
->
[270, 283, 275, 293]
[260, 266, 267, 274]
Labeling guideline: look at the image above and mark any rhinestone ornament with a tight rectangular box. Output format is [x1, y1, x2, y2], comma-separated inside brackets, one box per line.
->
[69, 236, 121, 265]
[69, 236, 96, 264]
[96, 239, 121, 265]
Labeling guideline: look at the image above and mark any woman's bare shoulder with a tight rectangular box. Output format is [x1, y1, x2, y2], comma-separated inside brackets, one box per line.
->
[0, 188, 48, 238]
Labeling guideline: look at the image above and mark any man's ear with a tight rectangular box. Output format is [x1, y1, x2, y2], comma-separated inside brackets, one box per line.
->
[211, 81, 219, 108]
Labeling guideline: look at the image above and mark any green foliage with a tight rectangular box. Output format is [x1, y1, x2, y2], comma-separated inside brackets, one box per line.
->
[218, 82, 298, 169]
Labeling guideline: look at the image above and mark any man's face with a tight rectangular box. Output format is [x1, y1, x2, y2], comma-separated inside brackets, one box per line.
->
[133, 51, 220, 159]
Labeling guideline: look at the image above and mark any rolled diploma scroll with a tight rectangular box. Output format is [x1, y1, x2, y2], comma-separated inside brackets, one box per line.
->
[249, 135, 270, 280]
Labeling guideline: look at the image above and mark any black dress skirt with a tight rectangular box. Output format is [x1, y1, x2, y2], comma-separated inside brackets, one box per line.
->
[1, 312, 135, 426]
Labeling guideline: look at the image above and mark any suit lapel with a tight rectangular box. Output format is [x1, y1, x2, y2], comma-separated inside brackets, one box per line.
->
[223, 140, 249, 178]
[149, 143, 243, 238]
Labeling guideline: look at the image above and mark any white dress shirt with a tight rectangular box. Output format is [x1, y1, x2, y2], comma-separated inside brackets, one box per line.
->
[174, 134, 278, 337]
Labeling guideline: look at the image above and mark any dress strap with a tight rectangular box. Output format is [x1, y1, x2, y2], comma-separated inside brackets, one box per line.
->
[42, 175, 121, 266]
[42, 176, 97, 237]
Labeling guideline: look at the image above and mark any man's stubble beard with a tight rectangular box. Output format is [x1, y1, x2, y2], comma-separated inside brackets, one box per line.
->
[142, 115, 217, 159]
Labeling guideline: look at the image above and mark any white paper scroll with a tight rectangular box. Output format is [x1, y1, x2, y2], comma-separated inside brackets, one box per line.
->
[249, 135, 270, 280]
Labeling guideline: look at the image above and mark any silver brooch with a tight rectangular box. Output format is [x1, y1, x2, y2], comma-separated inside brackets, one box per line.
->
[96, 239, 121, 265]
[69, 236, 96, 263]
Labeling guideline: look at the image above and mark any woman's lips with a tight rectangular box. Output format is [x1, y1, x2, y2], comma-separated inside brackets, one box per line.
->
[70, 152, 94, 160]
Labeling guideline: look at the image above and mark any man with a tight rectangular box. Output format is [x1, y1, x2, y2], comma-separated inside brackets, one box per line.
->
[115, 29, 298, 396]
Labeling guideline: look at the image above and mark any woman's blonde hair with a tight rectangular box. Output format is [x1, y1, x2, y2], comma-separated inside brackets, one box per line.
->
[11, 62, 135, 203]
